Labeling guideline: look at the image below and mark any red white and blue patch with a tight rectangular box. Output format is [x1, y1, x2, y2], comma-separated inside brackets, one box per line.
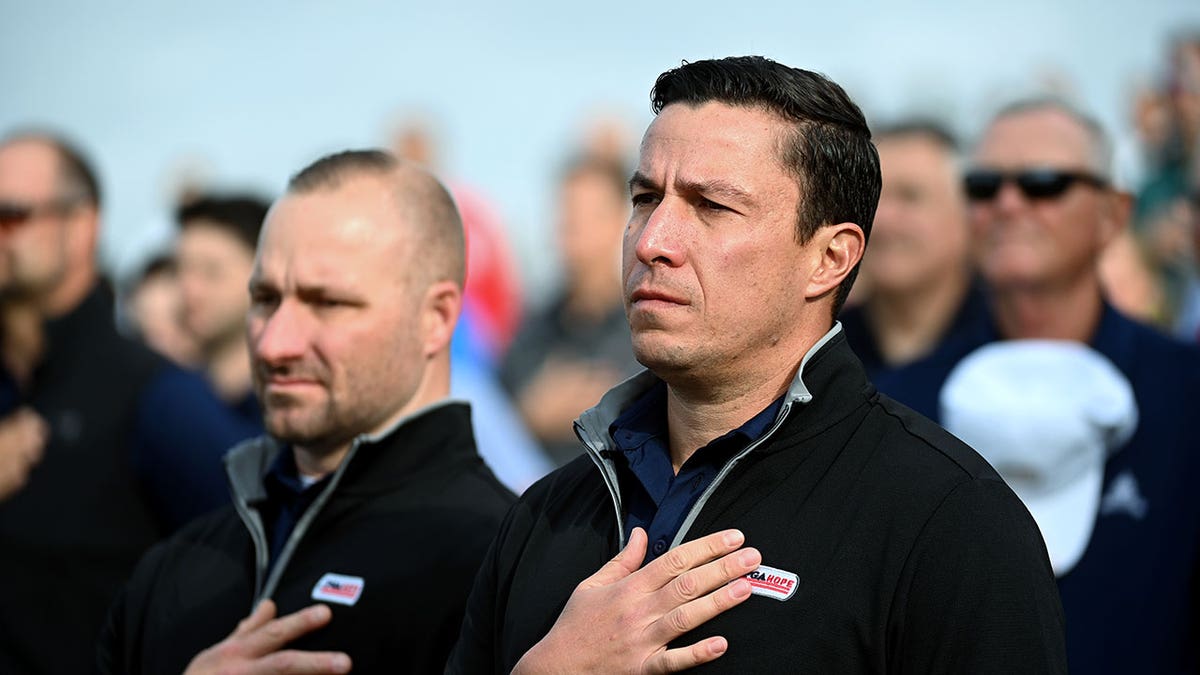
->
[311, 573, 365, 606]
[744, 564, 799, 601]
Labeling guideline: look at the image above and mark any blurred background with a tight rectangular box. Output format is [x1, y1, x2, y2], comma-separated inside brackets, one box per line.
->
[5, 0, 1199, 301]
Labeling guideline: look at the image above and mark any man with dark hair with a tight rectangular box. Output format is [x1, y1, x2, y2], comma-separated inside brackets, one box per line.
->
[177, 194, 270, 424]
[97, 150, 515, 674]
[501, 155, 640, 466]
[839, 120, 989, 418]
[449, 56, 1065, 673]
[0, 131, 245, 674]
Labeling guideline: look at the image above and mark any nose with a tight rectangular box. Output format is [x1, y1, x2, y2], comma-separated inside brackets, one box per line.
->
[631, 197, 686, 268]
[249, 299, 308, 366]
[992, 177, 1030, 216]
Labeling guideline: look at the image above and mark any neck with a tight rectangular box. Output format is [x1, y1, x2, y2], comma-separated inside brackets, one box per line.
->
[866, 266, 971, 365]
[291, 354, 451, 480]
[205, 334, 252, 403]
[661, 322, 828, 472]
[1, 300, 45, 389]
[292, 444, 348, 480]
[989, 275, 1104, 341]
[40, 267, 96, 319]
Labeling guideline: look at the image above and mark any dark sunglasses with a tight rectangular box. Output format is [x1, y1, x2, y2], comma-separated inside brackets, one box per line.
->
[963, 168, 1108, 202]
[0, 199, 79, 229]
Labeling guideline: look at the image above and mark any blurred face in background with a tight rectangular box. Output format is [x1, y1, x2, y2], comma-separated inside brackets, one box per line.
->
[0, 140, 85, 299]
[177, 220, 255, 351]
[968, 108, 1118, 292]
[558, 167, 627, 288]
[127, 265, 199, 366]
[864, 133, 969, 296]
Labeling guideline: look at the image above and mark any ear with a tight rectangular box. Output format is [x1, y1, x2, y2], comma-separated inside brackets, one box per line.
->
[66, 205, 100, 266]
[1096, 189, 1132, 249]
[419, 280, 462, 359]
[803, 222, 866, 302]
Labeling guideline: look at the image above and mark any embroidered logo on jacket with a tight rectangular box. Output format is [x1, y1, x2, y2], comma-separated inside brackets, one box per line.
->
[744, 565, 798, 601]
[311, 573, 365, 606]
[1100, 470, 1149, 520]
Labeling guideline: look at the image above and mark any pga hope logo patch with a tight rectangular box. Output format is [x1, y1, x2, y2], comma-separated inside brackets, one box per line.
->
[743, 564, 799, 601]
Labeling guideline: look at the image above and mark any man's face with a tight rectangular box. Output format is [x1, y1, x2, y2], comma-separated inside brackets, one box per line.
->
[969, 109, 1115, 291]
[559, 170, 627, 278]
[0, 141, 75, 297]
[623, 101, 813, 380]
[177, 220, 255, 350]
[865, 134, 969, 294]
[247, 175, 425, 453]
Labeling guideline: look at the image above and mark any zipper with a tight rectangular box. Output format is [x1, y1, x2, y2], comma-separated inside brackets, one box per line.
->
[232, 493, 270, 601]
[577, 416, 627, 550]
[669, 399, 796, 548]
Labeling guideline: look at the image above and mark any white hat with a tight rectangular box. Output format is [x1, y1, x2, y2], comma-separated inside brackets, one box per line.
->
[939, 340, 1138, 576]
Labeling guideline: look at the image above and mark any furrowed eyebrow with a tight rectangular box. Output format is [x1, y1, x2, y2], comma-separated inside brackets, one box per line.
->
[629, 172, 659, 195]
[677, 177, 752, 204]
[628, 171, 752, 204]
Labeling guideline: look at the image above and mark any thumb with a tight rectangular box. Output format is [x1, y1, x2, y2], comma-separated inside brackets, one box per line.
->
[585, 527, 647, 588]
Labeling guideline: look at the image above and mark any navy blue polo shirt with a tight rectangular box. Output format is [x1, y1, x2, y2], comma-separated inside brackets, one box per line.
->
[262, 448, 331, 573]
[609, 381, 783, 564]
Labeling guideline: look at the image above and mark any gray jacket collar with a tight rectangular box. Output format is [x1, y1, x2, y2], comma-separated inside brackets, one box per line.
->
[573, 322, 844, 454]
[571, 323, 844, 549]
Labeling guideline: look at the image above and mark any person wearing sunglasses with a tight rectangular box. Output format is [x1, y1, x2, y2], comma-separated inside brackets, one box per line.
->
[889, 99, 1200, 674]
[0, 132, 255, 675]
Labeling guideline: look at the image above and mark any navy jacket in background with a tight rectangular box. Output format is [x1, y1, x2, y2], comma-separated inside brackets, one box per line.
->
[0, 285, 254, 675]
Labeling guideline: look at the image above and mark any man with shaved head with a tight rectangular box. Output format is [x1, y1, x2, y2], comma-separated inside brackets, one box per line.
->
[97, 150, 514, 674]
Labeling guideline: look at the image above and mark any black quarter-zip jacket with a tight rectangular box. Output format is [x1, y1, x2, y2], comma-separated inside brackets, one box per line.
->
[448, 328, 1067, 674]
[97, 401, 515, 674]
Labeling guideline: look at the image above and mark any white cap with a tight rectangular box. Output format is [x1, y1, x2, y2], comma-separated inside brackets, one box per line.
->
[940, 340, 1138, 576]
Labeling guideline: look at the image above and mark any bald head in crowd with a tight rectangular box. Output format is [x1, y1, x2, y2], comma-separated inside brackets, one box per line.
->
[0, 133, 102, 316]
[249, 150, 467, 476]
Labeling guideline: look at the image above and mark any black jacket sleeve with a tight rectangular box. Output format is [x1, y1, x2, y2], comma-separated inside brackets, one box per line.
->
[445, 507, 513, 675]
[94, 540, 170, 675]
[889, 477, 1068, 674]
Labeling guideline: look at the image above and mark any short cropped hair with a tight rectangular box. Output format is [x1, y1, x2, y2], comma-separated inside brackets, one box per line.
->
[177, 194, 270, 251]
[2, 130, 102, 208]
[875, 119, 960, 154]
[287, 149, 466, 287]
[987, 97, 1112, 178]
[649, 56, 881, 317]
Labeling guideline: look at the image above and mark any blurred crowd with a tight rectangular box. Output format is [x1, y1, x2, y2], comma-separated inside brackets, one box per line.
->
[1, 30, 1199, 675]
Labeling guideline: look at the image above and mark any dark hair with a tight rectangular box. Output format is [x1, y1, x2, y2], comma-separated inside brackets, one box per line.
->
[177, 194, 270, 250]
[650, 56, 881, 318]
[139, 253, 177, 281]
[288, 149, 397, 194]
[1, 130, 102, 208]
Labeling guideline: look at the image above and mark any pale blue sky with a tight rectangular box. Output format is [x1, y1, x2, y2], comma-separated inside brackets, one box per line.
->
[4, 0, 1198, 299]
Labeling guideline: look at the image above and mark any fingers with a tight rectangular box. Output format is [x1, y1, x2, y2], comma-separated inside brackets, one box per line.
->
[256, 650, 352, 674]
[241, 604, 334, 656]
[648, 636, 729, 674]
[654, 576, 753, 644]
[637, 529, 746, 591]
[233, 599, 280, 637]
[661, 546, 761, 609]
[584, 527, 648, 587]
